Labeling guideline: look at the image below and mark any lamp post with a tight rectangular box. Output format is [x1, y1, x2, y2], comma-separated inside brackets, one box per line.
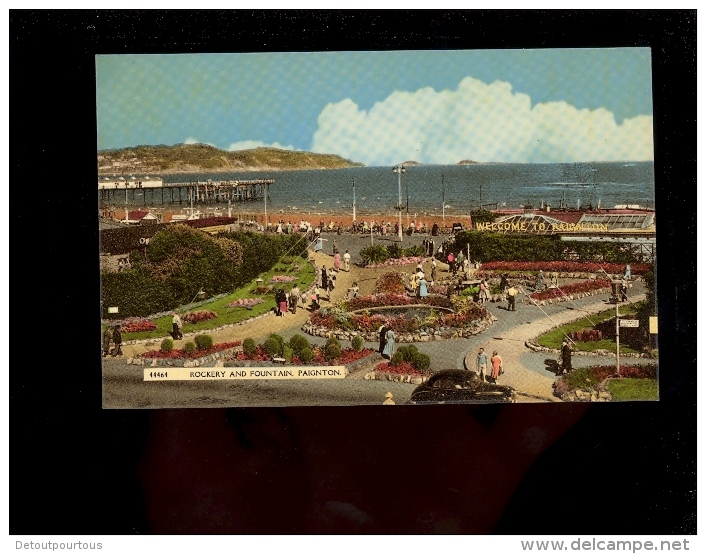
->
[392, 164, 406, 241]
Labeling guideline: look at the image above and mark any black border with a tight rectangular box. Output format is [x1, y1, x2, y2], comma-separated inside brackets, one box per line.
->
[10, 10, 696, 534]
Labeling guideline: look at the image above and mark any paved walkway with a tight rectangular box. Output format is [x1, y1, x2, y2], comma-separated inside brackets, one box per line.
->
[462, 294, 646, 402]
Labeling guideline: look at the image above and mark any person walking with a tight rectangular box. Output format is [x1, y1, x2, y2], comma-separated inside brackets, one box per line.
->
[310, 287, 320, 311]
[430, 259, 437, 286]
[343, 249, 351, 272]
[507, 285, 518, 311]
[171, 311, 183, 340]
[447, 251, 455, 274]
[499, 273, 509, 292]
[102, 326, 112, 357]
[490, 350, 503, 383]
[289, 284, 300, 314]
[476, 347, 488, 382]
[418, 275, 429, 298]
[382, 328, 395, 360]
[561, 339, 573, 374]
[279, 289, 287, 317]
[321, 266, 329, 291]
[378, 324, 388, 355]
[111, 324, 123, 357]
[333, 251, 342, 272]
[479, 279, 489, 304]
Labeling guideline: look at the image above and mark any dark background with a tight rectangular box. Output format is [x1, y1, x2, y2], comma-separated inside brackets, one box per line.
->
[10, 10, 696, 534]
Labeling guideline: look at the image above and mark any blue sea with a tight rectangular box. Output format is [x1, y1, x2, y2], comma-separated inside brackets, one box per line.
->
[116, 162, 656, 216]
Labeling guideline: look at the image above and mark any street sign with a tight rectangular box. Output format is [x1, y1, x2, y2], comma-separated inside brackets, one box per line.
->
[620, 319, 639, 328]
[649, 316, 658, 334]
[108, 306, 119, 314]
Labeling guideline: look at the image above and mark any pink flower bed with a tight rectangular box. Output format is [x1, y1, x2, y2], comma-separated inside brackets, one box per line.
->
[374, 361, 423, 376]
[346, 294, 453, 311]
[365, 256, 425, 268]
[374, 272, 407, 295]
[182, 310, 218, 323]
[270, 275, 296, 283]
[119, 317, 157, 333]
[480, 261, 650, 275]
[529, 279, 610, 301]
[142, 341, 242, 359]
[227, 298, 264, 308]
[310, 304, 488, 334]
[427, 285, 449, 295]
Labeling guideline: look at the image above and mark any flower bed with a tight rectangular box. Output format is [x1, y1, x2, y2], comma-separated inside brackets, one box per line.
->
[345, 293, 454, 311]
[118, 317, 157, 333]
[142, 341, 242, 359]
[182, 309, 218, 324]
[304, 307, 495, 343]
[374, 361, 423, 376]
[553, 364, 657, 402]
[374, 272, 407, 295]
[570, 328, 603, 342]
[365, 256, 425, 268]
[270, 275, 297, 283]
[427, 284, 449, 295]
[529, 279, 611, 301]
[227, 298, 264, 308]
[479, 261, 650, 275]
[234, 345, 375, 366]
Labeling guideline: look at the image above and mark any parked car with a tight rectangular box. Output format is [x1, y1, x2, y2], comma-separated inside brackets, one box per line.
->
[452, 222, 464, 233]
[408, 369, 516, 404]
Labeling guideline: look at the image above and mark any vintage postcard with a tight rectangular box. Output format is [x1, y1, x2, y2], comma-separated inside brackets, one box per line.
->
[98, 49, 657, 408]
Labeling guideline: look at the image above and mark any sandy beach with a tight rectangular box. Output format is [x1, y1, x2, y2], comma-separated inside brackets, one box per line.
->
[110, 206, 468, 233]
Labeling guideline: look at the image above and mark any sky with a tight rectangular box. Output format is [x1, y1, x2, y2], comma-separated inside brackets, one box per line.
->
[96, 48, 654, 166]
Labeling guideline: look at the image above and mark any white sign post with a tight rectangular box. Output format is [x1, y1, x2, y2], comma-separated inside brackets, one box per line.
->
[620, 319, 640, 328]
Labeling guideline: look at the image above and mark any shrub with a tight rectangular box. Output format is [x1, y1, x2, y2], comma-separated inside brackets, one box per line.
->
[269, 334, 285, 354]
[352, 335, 364, 352]
[263, 336, 284, 357]
[299, 347, 314, 363]
[283, 345, 294, 364]
[194, 334, 214, 350]
[242, 338, 257, 357]
[324, 342, 342, 361]
[288, 334, 310, 355]
[401, 245, 425, 257]
[390, 345, 430, 373]
[325, 336, 341, 350]
[360, 244, 390, 265]
[184, 342, 196, 354]
[160, 338, 174, 353]
[412, 352, 431, 373]
[386, 243, 403, 259]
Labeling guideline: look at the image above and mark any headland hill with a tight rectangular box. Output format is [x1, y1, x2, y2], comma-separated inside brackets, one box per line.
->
[97, 144, 365, 175]
[98, 143, 483, 175]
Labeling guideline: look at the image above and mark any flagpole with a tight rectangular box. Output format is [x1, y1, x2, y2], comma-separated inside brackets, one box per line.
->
[442, 174, 445, 224]
[352, 176, 356, 225]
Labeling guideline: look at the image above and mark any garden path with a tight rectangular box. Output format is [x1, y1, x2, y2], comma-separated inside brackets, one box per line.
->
[461, 293, 647, 402]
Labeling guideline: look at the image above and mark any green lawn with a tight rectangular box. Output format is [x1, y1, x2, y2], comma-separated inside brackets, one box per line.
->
[122, 258, 316, 341]
[537, 303, 642, 353]
[607, 378, 659, 401]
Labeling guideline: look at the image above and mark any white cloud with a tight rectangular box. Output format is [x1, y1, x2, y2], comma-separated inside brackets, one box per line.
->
[226, 140, 295, 152]
[310, 77, 654, 166]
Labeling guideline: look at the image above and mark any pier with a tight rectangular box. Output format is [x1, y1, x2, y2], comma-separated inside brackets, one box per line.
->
[98, 179, 274, 207]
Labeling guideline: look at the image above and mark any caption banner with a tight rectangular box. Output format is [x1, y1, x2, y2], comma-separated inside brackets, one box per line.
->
[144, 366, 347, 381]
